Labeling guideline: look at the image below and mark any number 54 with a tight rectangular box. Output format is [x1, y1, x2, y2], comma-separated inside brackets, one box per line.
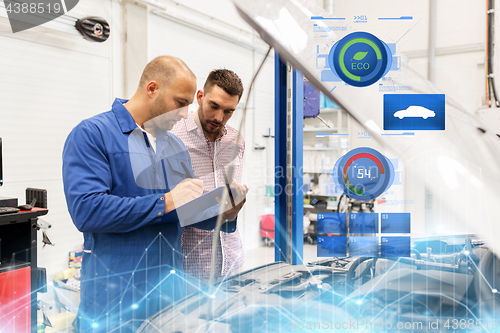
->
[357, 168, 371, 178]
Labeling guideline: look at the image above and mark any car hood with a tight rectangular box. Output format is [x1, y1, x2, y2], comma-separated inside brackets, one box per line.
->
[137, 262, 353, 332]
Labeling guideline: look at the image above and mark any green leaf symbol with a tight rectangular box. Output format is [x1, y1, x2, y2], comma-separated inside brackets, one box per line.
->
[352, 51, 368, 61]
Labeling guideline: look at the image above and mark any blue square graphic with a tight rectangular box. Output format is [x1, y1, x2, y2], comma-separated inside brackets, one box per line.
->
[384, 94, 445, 130]
[318, 213, 347, 233]
[349, 213, 378, 233]
[381, 237, 410, 257]
[349, 236, 378, 257]
[381, 213, 411, 233]
[321, 69, 342, 82]
[317, 236, 347, 257]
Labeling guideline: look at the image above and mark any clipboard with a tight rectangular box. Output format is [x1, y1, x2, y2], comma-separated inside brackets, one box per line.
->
[162, 186, 237, 226]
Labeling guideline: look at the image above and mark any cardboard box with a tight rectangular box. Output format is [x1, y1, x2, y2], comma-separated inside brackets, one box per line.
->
[44, 311, 76, 333]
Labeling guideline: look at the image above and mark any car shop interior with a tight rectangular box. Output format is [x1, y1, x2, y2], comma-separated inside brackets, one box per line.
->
[0, 0, 499, 332]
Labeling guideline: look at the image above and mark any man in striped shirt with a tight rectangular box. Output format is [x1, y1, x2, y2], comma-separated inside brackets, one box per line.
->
[171, 69, 248, 280]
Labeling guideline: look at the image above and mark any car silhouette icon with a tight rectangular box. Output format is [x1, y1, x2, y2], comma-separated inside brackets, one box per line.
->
[393, 105, 436, 119]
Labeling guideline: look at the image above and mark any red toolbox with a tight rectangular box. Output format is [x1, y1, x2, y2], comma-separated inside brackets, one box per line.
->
[0, 263, 31, 333]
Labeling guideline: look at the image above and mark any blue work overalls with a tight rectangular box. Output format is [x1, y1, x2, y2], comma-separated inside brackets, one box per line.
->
[62, 98, 235, 333]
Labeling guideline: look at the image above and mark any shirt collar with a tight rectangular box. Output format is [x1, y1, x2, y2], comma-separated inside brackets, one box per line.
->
[187, 111, 201, 134]
[112, 98, 137, 134]
[113, 98, 171, 143]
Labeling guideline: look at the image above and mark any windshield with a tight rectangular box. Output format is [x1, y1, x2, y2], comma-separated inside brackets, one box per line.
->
[232, 0, 500, 255]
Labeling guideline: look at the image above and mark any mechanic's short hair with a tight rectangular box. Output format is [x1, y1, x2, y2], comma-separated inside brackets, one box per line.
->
[139, 56, 195, 88]
[203, 69, 244, 101]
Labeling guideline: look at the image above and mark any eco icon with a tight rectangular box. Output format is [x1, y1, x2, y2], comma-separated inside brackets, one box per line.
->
[328, 31, 392, 87]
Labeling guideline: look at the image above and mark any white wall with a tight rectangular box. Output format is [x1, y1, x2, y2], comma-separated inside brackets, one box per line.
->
[0, 0, 122, 280]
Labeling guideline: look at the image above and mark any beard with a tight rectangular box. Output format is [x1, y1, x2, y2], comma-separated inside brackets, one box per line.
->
[199, 103, 223, 134]
[148, 94, 176, 131]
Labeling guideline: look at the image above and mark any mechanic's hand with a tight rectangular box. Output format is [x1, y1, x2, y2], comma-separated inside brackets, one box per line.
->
[216, 181, 249, 222]
[164, 178, 203, 213]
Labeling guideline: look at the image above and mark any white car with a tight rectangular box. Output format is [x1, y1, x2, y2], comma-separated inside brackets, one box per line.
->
[393, 105, 436, 119]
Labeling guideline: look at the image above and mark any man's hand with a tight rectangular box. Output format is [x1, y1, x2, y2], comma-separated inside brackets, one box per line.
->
[216, 181, 249, 222]
[164, 178, 203, 213]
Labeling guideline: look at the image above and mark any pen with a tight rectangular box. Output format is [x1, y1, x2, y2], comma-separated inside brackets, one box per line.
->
[180, 161, 194, 178]
[221, 167, 236, 208]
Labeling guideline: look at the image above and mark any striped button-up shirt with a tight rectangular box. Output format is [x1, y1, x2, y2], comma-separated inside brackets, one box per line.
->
[170, 111, 245, 278]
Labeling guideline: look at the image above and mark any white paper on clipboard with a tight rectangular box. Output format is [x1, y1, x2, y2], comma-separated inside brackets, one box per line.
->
[163, 186, 237, 227]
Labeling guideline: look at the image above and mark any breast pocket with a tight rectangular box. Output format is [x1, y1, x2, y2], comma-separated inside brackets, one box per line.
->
[164, 158, 189, 190]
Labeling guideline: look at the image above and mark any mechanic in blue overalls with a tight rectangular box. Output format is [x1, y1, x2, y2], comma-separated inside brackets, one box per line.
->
[62, 56, 237, 333]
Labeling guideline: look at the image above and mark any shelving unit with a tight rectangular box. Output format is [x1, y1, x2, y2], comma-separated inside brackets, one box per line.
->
[303, 105, 350, 212]
[304, 194, 339, 210]
[316, 107, 339, 114]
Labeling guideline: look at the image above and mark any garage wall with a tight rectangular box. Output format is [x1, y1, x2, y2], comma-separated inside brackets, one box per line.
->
[0, 0, 121, 279]
[147, 5, 275, 252]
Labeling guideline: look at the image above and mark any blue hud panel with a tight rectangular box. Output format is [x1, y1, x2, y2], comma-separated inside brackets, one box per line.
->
[349, 236, 378, 257]
[317, 236, 347, 257]
[383, 94, 445, 130]
[381, 236, 411, 257]
[318, 213, 347, 233]
[349, 213, 378, 233]
[381, 213, 411, 233]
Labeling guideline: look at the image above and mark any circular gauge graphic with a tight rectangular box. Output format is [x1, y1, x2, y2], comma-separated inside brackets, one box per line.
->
[329, 32, 392, 87]
[333, 147, 394, 201]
